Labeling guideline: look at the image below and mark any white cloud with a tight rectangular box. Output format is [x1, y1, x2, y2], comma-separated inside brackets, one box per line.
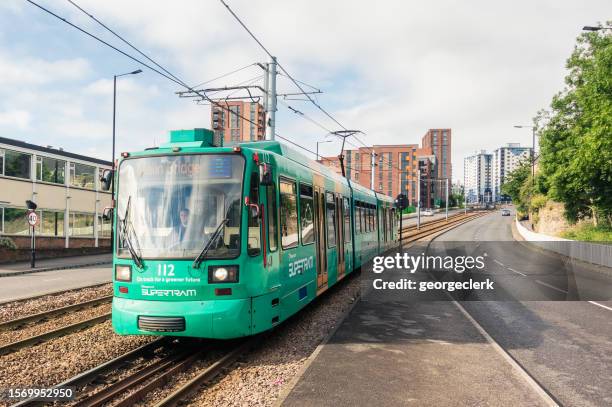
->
[2, 0, 609, 181]
[0, 109, 31, 130]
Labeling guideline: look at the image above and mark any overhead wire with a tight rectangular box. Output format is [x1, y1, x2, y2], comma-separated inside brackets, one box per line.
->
[217, 0, 402, 174]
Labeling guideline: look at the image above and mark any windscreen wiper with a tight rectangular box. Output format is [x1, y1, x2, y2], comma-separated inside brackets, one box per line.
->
[192, 218, 229, 269]
[119, 196, 144, 269]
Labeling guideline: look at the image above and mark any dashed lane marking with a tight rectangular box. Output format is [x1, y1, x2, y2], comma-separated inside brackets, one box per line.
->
[507, 268, 527, 277]
[588, 301, 612, 312]
[493, 259, 504, 267]
[535, 280, 568, 294]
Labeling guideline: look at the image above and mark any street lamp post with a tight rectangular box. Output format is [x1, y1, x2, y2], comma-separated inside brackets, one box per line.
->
[513, 125, 536, 185]
[582, 26, 612, 31]
[316, 139, 333, 161]
[111, 69, 142, 245]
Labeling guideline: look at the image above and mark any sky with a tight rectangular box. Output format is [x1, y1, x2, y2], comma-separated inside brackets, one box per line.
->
[0, 0, 610, 182]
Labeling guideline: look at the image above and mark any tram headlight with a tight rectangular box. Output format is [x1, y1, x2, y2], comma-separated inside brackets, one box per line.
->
[208, 265, 239, 283]
[115, 265, 132, 282]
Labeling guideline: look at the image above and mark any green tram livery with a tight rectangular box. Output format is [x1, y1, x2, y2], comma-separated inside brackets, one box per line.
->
[109, 128, 398, 339]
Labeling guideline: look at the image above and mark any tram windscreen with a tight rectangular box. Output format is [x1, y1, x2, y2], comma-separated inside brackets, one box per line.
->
[116, 154, 244, 259]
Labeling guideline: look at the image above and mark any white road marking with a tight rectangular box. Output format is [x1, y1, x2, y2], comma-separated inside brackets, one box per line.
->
[43, 278, 62, 282]
[588, 301, 612, 312]
[535, 280, 568, 294]
[507, 268, 526, 277]
[493, 259, 504, 267]
[451, 300, 559, 406]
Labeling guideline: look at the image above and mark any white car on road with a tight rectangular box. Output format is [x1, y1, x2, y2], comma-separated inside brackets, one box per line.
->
[421, 209, 434, 216]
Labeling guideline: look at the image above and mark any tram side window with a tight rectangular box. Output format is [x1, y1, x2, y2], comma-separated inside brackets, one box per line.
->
[280, 179, 298, 249]
[267, 184, 278, 252]
[343, 197, 351, 243]
[299, 184, 315, 245]
[359, 204, 366, 233]
[326, 192, 336, 247]
[358, 203, 363, 234]
[248, 172, 261, 256]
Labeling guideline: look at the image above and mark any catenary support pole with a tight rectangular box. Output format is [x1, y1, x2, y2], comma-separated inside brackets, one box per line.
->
[417, 169, 421, 229]
[265, 56, 277, 140]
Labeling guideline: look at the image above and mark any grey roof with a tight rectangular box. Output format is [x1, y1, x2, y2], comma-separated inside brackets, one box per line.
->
[0, 136, 112, 167]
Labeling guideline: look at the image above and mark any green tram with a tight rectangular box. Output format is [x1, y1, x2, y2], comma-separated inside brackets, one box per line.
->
[107, 128, 398, 339]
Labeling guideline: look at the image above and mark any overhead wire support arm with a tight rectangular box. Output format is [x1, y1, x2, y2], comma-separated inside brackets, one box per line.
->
[330, 130, 363, 178]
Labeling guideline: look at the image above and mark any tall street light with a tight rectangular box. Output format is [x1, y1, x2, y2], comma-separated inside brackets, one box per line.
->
[111, 69, 142, 247]
[582, 26, 612, 31]
[514, 125, 536, 185]
[316, 139, 333, 161]
[112, 69, 142, 202]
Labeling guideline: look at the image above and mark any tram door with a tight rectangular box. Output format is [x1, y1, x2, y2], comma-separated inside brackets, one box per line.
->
[336, 195, 345, 280]
[314, 187, 327, 292]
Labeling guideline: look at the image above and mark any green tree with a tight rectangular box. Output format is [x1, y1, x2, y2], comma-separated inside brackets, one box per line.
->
[501, 163, 531, 212]
[536, 24, 612, 226]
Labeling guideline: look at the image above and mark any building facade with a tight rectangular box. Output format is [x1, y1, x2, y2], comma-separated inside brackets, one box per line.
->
[492, 143, 533, 201]
[464, 150, 492, 204]
[211, 101, 265, 144]
[0, 137, 112, 249]
[319, 143, 433, 207]
[421, 129, 452, 181]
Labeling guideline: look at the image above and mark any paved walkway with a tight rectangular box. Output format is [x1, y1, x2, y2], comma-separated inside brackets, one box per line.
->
[0, 253, 112, 277]
[280, 244, 549, 407]
[0, 265, 112, 302]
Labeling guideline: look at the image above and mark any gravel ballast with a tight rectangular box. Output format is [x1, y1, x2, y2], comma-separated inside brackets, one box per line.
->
[0, 320, 155, 407]
[185, 274, 361, 407]
[0, 283, 112, 323]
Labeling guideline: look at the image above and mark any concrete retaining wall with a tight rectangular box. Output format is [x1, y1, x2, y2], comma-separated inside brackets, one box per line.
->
[515, 219, 612, 268]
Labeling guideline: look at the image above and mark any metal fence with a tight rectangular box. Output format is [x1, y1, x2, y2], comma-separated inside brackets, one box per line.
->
[516, 220, 612, 268]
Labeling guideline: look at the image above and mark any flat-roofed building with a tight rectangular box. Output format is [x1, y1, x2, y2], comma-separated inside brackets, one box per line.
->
[319, 144, 432, 206]
[0, 137, 112, 250]
[211, 101, 265, 144]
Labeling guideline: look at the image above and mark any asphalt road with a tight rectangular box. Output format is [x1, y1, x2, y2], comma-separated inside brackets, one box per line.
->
[0, 266, 111, 302]
[432, 210, 612, 407]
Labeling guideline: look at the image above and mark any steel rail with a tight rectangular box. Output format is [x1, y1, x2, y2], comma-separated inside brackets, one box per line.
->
[0, 313, 111, 356]
[0, 295, 113, 331]
[402, 212, 487, 242]
[73, 346, 201, 407]
[10, 337, 168, 407]
[154, 337, 260, 407]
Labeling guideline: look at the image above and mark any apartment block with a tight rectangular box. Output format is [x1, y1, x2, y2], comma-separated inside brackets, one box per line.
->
[492, 143, 533, 201]
[464, 150, 493, 204]
[211, 101, 265, 143]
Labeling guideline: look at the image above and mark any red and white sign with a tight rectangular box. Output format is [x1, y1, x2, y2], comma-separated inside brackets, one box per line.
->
[27, 211, 39, 227]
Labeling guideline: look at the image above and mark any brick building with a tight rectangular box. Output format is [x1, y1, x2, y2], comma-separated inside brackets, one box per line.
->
[211, 101, 265, 143]
[319, 144, 434, 207]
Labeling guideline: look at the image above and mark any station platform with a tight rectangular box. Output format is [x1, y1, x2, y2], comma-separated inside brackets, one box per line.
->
[0, 253, 111, 277]
[280, 246, 550, 407]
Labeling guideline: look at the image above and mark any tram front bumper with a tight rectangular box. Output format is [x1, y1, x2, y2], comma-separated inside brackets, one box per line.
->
[112, 297, 252, 339]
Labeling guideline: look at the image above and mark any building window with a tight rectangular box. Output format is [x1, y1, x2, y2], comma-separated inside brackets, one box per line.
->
[97, 214, 111, 238]
[70, 163, 96, 189]
[3, 149, 31, 179]
[280, 179, 298, 249]
[69, 212, 95, 237]
[3, 207, 30, 235]
[41, 210, 65, 236]
[299, 184, 314, 245]
[229, 105, 240, 129]
[231, 129, 240, 141]
[36, 156, 66, 185]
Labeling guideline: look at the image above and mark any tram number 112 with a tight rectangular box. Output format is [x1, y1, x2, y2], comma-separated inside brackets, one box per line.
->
[157, 264, 175, 277]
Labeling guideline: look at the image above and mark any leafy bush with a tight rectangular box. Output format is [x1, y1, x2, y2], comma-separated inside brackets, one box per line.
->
[561, 223, 612, 242]
[0, 237, 17, 250]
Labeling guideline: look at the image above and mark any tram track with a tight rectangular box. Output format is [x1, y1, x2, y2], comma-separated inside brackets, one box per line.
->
[10, 336, 258, 407]
[0, 296, 112, 356]
[401, 211, 488, 243]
